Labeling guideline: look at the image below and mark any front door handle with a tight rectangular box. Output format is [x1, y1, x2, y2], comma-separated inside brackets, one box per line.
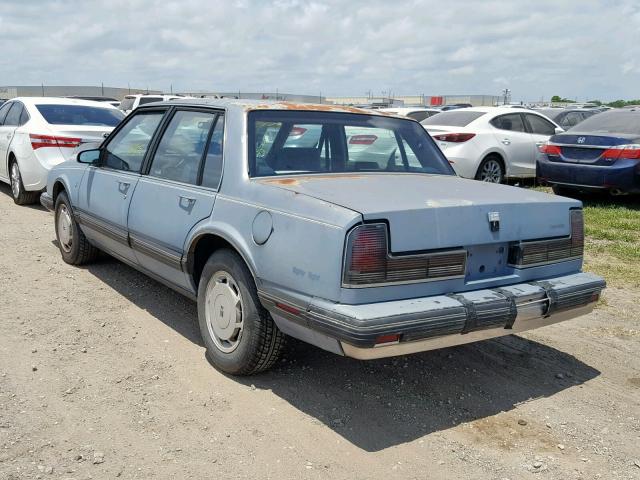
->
[501, 138, 511, 145]
[117, 181, 131, 194]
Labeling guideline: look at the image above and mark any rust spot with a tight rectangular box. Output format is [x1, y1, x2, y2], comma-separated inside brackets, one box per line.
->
[250, 102, 381, 116]
[259, 173, 366, 186]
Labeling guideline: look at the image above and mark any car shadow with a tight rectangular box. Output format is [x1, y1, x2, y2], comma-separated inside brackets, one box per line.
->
[82, 255, 601, 451]
[0, 183, 46, 211]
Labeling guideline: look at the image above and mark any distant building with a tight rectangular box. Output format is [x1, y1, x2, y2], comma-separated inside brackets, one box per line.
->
[177, 91, 325, 104]
[0, 85, 162, 101]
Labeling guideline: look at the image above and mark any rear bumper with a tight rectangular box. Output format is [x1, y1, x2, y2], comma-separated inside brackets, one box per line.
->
[40, 192, 54, 211]
[260, 272, 605, 360]
[537, 157, 640, 193]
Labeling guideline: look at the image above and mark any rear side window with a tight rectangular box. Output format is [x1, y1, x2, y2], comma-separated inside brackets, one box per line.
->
[0, 102, 13, 125]
[407, 111, 430, 122]
[19, 107, 30, 126]
[36, 104, 124, 126]
[491, 114, 525, 132]
[103, 111, 164, 172]
[119, 97, 135, 111]
[571, 110, 640, 135]
[421, 110, 485, 127]
[148, 110, 216, 185]
[138, 97, 163, 106]
[525, 114, 556, 135]
[3, 103, 23, 127]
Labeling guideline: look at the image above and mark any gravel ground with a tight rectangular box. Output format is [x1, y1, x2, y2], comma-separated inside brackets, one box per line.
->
[0, 184, 639, 480]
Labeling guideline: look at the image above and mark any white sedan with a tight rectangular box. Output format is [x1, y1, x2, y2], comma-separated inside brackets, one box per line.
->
[0, 97, 124, 204]
[421, 107, 563, 183]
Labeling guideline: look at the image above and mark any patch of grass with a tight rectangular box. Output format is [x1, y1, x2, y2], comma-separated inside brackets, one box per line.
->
[581, 198, 640, 286]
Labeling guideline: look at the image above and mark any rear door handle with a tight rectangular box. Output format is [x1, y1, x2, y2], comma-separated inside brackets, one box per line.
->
[501, 138, 511, 145]
[179, 196, 196, 206]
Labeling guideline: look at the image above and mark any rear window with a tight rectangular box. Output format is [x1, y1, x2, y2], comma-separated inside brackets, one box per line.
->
[119, 96, 135, 111]
[571, 110, 640, 135]
[421, 110, 485, 127]
[36, 105, 124, 126]
[249, 110, 454, 177]
[138, 97, 164, 106]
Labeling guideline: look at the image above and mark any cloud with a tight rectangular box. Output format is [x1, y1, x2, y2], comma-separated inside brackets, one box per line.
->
[0, 0, 638, 101]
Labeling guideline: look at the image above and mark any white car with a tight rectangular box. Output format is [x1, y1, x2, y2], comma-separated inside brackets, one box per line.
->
[118, 94, 185, 115]
[379, 107, 441, 122]
[0, 97, 124, 204]
[421, 107, 563, 183]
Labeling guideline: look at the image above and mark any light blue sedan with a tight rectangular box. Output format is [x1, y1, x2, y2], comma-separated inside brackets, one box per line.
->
[41, 99, 605, 375]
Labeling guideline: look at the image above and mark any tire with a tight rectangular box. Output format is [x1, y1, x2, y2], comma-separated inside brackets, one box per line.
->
[475, 156, 505, 184]
[197, 249, 285, 375]
[9, 159, 40, 205]
[54, 191, 99, 265]
[551, 185, 574, 197]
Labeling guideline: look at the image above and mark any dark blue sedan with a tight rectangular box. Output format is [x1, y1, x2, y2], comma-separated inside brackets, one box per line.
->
[537, 108, 640, 196]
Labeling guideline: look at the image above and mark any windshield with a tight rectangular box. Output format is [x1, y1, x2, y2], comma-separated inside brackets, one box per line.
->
[36, 105, 124, 126]
[421, 110, 485, 127]
[248, 110, 455, 177]
[570, 110, 640, 135]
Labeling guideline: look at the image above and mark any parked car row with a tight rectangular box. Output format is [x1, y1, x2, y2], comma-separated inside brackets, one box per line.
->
[35, 99, 604, 375]
[0, 97, 124, 204]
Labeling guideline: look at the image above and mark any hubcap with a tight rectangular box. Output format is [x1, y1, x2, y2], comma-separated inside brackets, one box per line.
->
[10, 163, 20, 198]
[205, 271, 244, 353]
[480, 160, 502, 183]
[57, 204, 73, 253]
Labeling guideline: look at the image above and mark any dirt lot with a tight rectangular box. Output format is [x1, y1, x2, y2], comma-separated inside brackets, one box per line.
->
[0, 184, 639, 480]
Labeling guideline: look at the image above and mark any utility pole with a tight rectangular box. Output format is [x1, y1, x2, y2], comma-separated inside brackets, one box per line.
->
[101, 82, 104, 96]
[41, 83, 44, 97]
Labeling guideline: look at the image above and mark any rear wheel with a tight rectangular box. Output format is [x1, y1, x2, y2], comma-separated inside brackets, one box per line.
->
[54, 191, 99, 265]
[475, 156, 504, 183]
[10, 160, 40, 205]
[197, 249, 285, 375]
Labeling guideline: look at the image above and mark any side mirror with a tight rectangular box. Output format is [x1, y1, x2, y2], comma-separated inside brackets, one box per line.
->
[77, 148, 101, 164]
[554, 127, 565, 134]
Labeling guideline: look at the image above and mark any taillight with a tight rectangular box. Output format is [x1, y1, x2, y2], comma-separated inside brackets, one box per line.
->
[343, 223, 467, 287]
[508, 209, 583, 267]
[432, 133, 476, 143]
[539, 143, 562, 155]
[601, 144, 640, 160]
[289, 127, 307, 137]
[30, 134, 81, 150]
[349, 134, 378, 145]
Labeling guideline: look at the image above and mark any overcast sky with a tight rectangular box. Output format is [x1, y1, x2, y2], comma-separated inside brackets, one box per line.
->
[0, 0, 638, 101]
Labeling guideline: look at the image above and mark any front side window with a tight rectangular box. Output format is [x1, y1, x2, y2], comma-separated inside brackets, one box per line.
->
[103, 111, 164, 172]
[36, 104, 124, 126]
[525, 113, 556, 135]
[148, 110, 216, 185]
[249, 110, 453, 177]
[491, 114, 526, 132]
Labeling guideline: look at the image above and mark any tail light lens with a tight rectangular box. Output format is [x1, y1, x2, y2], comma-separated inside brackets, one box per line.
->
[601, 144, 640, 160]
[539, 143, 562, 155]
[349, 134, 378, 145]
[30, 134, 81, 150]
[508, 209, 584, 267]
[343, 223, 467, 287]
[432, 133, 476, 143]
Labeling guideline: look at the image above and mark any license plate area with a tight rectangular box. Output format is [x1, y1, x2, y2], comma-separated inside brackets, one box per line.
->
[465, 244, 509, 281]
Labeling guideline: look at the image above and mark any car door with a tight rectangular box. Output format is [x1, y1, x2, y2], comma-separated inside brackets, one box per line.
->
[524, 112, 558, 175]
[490, 113, 533, 177]
[0, 102, 18, 180]
[127, 108, 223, 290]
[77, 109, 166, 263]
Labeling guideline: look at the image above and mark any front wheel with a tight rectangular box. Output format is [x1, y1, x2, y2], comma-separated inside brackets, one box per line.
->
[475, 156, 504, 184]
[10, 160, 40, 205]
[197, 249, 285, 375]
[54, 192, 100, 265]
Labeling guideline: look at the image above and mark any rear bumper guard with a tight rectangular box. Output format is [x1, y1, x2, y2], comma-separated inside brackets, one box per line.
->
[259, 272, 605, 359]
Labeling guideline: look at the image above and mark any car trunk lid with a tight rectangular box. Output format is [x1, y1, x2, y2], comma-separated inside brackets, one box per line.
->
[258, 174, 579, 252]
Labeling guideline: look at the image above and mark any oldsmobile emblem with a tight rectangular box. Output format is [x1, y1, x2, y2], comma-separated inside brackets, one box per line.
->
[488, 212, 500, 232]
